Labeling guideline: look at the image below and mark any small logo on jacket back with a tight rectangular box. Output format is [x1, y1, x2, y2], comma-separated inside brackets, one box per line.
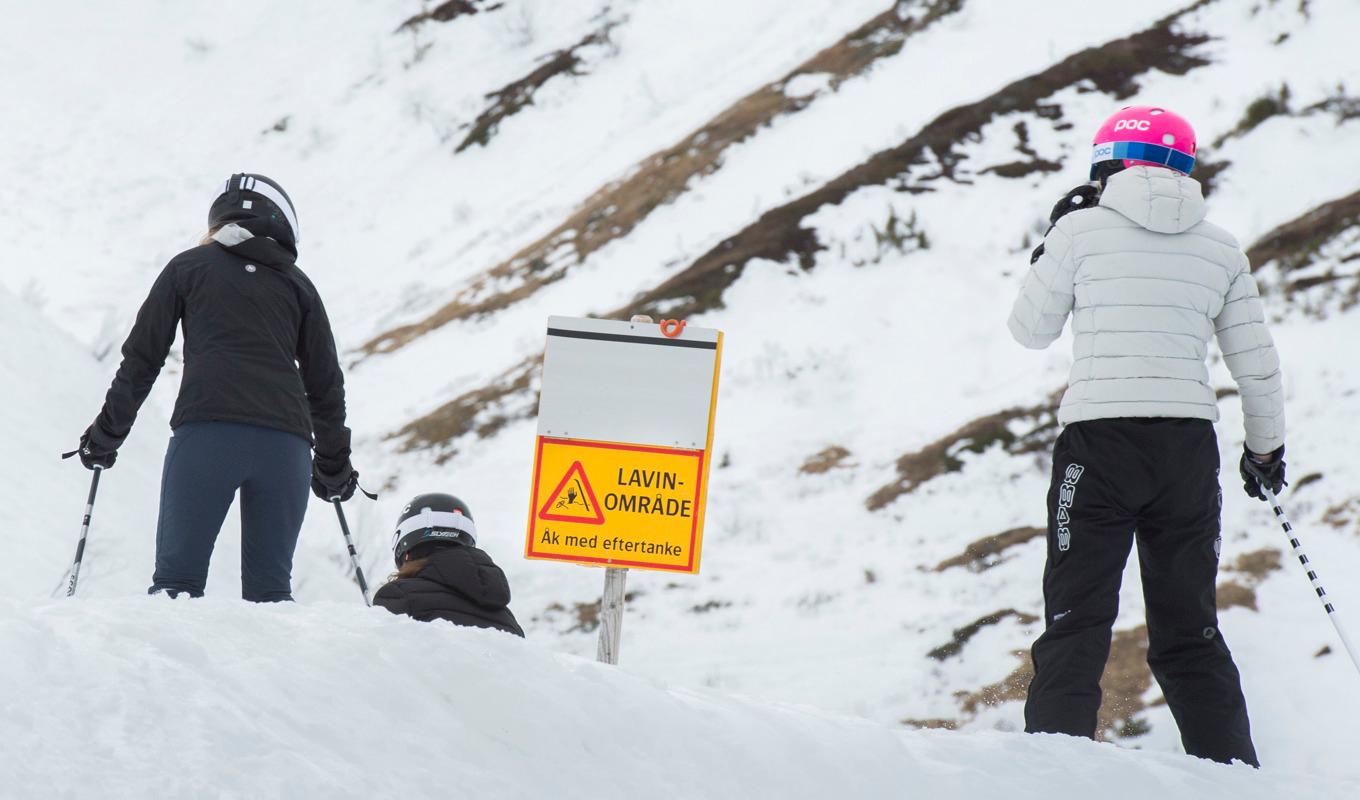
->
[245, 264, 257, 273]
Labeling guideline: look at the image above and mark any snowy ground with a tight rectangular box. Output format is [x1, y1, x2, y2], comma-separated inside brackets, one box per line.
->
[3, 0, 1360, 793]
[1, 597, 1349, 799]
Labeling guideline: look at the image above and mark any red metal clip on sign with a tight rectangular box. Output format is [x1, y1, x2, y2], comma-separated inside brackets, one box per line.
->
[659, 319, 687, 338]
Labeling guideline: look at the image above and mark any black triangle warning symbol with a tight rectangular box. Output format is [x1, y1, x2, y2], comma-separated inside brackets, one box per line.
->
[539, 461, 606, 524]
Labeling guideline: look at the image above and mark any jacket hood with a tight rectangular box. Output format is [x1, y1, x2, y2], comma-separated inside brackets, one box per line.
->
[1098, 165, 1207, 234]
[419, 546, 512, 608]
[212, 223, 297, 268]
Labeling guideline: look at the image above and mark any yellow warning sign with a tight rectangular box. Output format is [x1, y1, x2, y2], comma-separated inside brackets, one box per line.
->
[525, 438, 708, 573]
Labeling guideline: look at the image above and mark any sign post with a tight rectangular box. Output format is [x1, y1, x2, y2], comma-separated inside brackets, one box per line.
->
[526, 313, 723, 665]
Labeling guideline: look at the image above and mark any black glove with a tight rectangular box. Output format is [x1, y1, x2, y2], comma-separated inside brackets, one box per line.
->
[1049, 184, 1100, 224]
[312, 459, 359, 502]
[1239, 444, 1286, 501]
[68, 426, 118, 471]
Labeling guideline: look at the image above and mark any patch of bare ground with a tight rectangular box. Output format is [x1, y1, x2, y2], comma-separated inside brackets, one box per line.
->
[362, 0, 967, 357]
[866, 390, 1062, 512]
[1248, 188, 1360, 274]
[1229, 547, 1283, 582]
[800, 445, 854, 475]
[934, 526, 1046, 573]
[1292, 471, 1323, 492]
[901, 718, 957, 730]
[1246, 188, 1360, 309]
[397, 0, 502, 32]
[927, 608, 1039, 661]
[690, 599, 731, 614]
[1216, 581, 1258, 612]
[1217, 547, 1283, 612]
[389, 357, 537, 459]
[1322, 497, 1360, 532]
[538, 591, 642, 634]
[957, 626, 1153, 739]
[456, 24, 617, 153]
[1214, 83, 1360, 148]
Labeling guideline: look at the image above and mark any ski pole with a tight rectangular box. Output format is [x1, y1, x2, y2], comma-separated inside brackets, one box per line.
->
[66, 466, 104, 597]
[1259, 483, 1360, 677]
[332, 498, 371, 606]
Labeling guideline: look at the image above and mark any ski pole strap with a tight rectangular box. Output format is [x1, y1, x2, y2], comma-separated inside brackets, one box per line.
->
[61, 449, 79, 460]
[1244, 453, 1287, 491]
[327, 484, 378, 503]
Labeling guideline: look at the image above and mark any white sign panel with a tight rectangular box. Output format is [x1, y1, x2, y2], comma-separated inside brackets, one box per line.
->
[537, 316, 721, 450]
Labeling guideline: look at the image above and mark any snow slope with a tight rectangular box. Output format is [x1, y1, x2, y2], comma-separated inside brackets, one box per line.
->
[1, 597, 1347, 799]
[4, 0, 1360, 791]
[0, 284, 162, 598]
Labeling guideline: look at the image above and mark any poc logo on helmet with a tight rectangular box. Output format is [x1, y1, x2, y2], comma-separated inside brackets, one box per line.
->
[1114, 119, 1152, 132]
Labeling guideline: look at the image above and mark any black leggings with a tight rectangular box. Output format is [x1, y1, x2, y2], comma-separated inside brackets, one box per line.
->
[149, 421, 311, 601]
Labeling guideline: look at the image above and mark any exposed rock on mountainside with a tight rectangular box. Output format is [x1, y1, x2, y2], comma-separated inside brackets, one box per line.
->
[928, 608, 1040, 661]
[1248, 187, 1360, 308]
[1249, 188, 1360, 275]
[390, 360, 536, 460]
[934, 526, 1047, 573]
[457, 23, 618, 153]
[397, 0, 503, 33]
[867, 393, 1061, 512]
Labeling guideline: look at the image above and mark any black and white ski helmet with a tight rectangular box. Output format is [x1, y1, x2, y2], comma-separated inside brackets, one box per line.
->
[391, 493, 477, 566]
[208, 173, 301, 247]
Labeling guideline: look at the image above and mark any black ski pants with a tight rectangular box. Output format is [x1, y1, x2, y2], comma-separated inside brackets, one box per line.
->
[1023, 418, 1258, 767]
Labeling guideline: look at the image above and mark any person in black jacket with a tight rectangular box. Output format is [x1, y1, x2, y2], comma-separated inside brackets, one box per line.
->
[374, 493, 524, 637]
[75, 173, 359, 601]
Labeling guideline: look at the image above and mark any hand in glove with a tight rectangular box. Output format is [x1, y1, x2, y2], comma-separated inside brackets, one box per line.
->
[1049, 184, 1100, 224]
[68, 426, 118, 470]
[311, 459, 359, 502]
[1239, 444, 1286, 501]
[1031, 185, 1101, 264]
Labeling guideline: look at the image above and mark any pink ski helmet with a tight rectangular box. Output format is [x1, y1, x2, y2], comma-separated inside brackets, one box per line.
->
[1090, 105, 1196, 180]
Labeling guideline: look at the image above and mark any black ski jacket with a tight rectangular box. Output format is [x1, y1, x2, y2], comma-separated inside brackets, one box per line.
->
[91, 232, 351, 469]
[374, 546, 525, 637]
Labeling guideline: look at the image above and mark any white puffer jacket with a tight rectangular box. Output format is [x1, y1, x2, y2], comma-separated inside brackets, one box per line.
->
[1008, 166, 1285, 454]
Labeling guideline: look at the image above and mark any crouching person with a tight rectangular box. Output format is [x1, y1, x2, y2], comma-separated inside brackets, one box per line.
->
[375, 493, 524, 637]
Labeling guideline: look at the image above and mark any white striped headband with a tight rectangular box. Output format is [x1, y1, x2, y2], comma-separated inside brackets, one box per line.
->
[217, 175, 301, 243]
[392, 509, 478, 548]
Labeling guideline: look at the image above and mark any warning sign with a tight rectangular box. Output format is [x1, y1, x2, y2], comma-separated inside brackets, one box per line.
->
[539, 461, 605, 524]
[526, 438, 708, 573]
[525, 316, 721, 574]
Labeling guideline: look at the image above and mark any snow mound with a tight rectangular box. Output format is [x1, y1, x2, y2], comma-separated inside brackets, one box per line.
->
[1, 598, 1347, 799]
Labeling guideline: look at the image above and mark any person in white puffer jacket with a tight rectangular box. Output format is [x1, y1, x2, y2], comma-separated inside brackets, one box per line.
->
[1008, 106, 1286, 768]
